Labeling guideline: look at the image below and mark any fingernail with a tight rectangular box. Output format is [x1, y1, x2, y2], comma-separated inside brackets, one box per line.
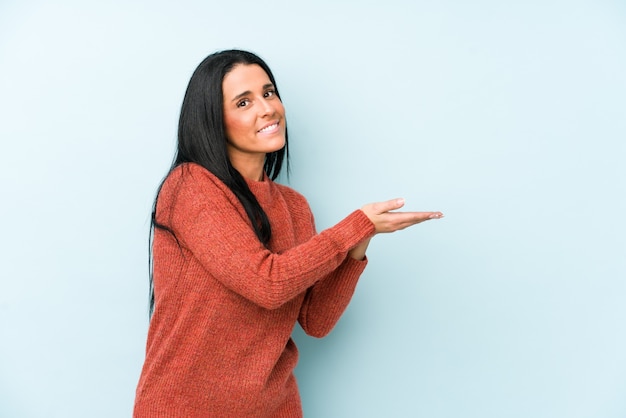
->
[429, 213, 444, 219]
[397, 198, 405, 206]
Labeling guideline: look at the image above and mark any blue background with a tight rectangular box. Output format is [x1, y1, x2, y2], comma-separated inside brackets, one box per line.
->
[1, 1, 625, 417]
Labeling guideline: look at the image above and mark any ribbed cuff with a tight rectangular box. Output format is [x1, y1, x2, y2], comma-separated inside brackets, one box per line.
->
[327, 209, 375, 253]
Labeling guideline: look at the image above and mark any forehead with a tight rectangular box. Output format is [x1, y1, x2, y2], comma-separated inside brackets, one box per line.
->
[222, 64, 272, 98]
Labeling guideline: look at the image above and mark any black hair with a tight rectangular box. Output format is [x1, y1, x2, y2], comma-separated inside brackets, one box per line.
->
[148, 49, 288, 315]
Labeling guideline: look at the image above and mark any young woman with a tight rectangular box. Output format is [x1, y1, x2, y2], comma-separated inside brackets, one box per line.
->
[134, 49, 443, 417]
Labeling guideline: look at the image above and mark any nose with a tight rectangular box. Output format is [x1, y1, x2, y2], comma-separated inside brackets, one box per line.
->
[258, 97, 275, 117]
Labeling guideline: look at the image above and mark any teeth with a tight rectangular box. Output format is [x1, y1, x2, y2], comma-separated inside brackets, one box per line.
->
[259, 123, 277, 133]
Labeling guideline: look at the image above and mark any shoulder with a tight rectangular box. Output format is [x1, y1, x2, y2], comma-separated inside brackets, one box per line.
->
[162, 163, 227, 192]
[159, 163, 236, 207]
[272, 182, 311, 211]
[271, 182, 316, 230]
[163, 163, 219, 187]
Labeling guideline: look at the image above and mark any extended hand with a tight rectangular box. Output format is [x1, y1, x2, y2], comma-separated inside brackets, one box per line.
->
[361, 198, 443, 234]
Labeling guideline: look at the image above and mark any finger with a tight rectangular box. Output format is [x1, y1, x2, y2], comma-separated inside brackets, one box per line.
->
[392, 211, 442, 221]
[370, 198, 405, 214]
[387, 212, 444, 227]
[428, 212, 444, 219]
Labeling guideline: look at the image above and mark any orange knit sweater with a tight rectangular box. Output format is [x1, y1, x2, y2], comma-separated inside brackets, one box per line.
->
[134, 163, 375, 417]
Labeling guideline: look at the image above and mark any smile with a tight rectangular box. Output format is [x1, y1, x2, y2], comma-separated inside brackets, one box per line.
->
[258, 122, 279, 134]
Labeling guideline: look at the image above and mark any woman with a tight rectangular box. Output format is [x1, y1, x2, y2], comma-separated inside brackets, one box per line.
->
[134, 49, 443, 417]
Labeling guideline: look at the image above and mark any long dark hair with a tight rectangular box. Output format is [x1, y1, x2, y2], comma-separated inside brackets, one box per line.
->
[148, 50, 289, 315]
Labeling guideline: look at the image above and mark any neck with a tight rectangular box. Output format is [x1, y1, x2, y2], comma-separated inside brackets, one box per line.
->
[229, 152, 265, 181]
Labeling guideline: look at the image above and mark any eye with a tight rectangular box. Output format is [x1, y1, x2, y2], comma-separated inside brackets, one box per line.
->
[263, 89, 276, 98]
[236, 98, 250, 108]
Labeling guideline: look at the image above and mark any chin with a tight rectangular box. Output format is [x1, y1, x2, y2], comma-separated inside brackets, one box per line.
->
[268, 137, 286, 152]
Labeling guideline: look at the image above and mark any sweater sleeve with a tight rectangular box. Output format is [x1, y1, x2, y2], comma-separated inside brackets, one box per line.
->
[159, 165, 375, 310]
[296, 206, 370, 338]
[298, 256, 368, 338]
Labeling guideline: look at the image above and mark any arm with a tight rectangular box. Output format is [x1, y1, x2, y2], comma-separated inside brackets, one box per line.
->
[298, 200, 444, 337]
[160, 165, 375, 310]
[298, 255, 368, 338]
[297, 204, 371, 337]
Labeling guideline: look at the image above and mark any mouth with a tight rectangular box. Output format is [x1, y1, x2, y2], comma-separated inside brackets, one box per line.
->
[257, 121, 280, 134]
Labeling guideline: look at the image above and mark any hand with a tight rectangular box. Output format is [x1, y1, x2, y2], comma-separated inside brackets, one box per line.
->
[361, 198, 443, 234]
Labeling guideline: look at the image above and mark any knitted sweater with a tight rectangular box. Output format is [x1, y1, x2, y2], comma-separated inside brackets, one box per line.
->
[134, 163, 375, 417]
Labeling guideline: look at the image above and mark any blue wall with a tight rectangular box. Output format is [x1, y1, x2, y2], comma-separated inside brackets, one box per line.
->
[1, 1, 624, 417]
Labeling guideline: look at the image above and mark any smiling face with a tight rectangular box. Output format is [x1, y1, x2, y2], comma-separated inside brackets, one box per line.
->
[222, 64, 286, 179]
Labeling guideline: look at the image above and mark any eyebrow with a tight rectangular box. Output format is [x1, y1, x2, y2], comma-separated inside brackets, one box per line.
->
[230, 83, 275, 102]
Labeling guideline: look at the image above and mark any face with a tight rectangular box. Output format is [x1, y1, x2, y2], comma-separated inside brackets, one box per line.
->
[222, 64, 286, 167]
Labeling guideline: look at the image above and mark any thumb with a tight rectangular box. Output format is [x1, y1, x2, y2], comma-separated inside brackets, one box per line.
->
[371, 198, 405, 214]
